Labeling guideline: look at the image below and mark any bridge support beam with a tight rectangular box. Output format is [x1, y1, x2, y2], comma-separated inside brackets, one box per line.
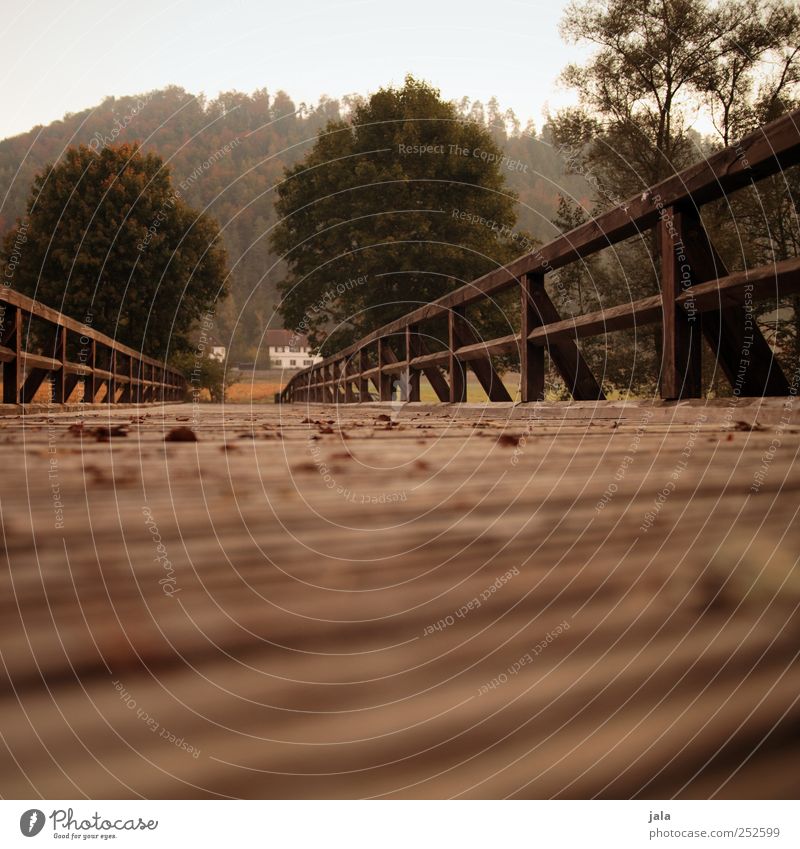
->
[405, 325, 421, 402]
[409, 336, 450, 402]
[2, 307, 22, 404]
[453, 320, 512, 402]
[523, 273, 605, 401]
[448, 308, 467, 403]
[681, 209, 789, 397]
[660, 209, 703, 399]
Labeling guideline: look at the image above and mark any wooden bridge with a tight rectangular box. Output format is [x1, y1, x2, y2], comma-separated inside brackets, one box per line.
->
[1, 286, 185, 407]
[1, 111, 800, 800]
[280, 108, 800, 407]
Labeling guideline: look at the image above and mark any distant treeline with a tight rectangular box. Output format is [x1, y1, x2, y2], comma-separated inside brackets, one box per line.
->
[0, 86, 588, 360]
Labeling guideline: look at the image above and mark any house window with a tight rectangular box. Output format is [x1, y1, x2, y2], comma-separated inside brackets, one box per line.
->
[303, 359, 312, 366]
[289, 359, 297, 366]
[290, 346, 300, 353]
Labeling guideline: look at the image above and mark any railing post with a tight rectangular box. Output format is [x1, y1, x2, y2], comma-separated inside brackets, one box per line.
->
[377, 338, 392, 401]
[106, 350, 116, 403]
[86, 340, 97, 403]
[344, 358, 355, 404]
[2, 306, 22, 405]
[406, 324, 421, 402]
[660, 207, 702, 400]
[521, 274, 545, 402]
[52, 325, 67, 404]
[448, 308, 467, 403]
[327, 363, 336, 403]
[358, 348, 369, 401]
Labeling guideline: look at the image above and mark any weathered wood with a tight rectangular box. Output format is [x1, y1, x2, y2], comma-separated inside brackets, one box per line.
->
[677, 254, 800, 310]
[21, 368, 49, 403]
[452, 319, 513, 402]
[414, 337, 451, 402]
[526, 298, 663, 345]
[448, 307, 467, 403]
[52, 326, 68, 403]
[1, 402, 799, 799]
[406, 325, 421, 402]
[527, 275, 606, 401]
[660, 208, 703, 399]
[2, 307, 22, 404]
[521, 274, 545, 402]
[680, 211, 790, 396]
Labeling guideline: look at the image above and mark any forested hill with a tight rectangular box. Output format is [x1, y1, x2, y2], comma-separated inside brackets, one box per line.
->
[0, 86, 587, 360]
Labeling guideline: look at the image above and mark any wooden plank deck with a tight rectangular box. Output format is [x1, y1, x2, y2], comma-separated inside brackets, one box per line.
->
[1, 398, 799, 799]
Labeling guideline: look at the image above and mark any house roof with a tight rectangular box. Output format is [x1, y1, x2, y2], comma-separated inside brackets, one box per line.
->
[264, 329, 310, 348]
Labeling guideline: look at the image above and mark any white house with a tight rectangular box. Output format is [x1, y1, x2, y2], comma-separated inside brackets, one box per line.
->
[265, 329, 320, 370]
[208, 346, 226, 362]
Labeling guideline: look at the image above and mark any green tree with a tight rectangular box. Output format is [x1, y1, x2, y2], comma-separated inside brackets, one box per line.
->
[1, 142, 228, 357]
[171, 351, 238, 402]
[270, 76, 522, 351]
[550, 0, 800, 395]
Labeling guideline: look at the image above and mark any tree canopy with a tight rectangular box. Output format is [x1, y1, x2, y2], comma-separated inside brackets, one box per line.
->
[1, 142, 228, 357]
[270, 76, 525, 351]
[548, 0, 800, 395]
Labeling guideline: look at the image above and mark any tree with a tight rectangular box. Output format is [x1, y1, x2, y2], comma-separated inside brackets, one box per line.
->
[270, 76, 522, 352]
[550, 0, 800, 395]
[1, 142, 228, 357]
[171, 351, 239, 402]
[554, 0, 767, 196]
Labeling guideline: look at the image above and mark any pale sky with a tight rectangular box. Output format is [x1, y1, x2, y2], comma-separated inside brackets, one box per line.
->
[0, 0, 588, 140]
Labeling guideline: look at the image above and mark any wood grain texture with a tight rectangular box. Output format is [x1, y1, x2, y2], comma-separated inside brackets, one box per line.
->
[1, 399, 799, 799]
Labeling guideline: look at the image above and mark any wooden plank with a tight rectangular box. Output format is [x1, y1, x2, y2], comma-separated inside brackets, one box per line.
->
[410, 350, 449, 369]
[448, 308, 467, 403]
[660, 208, 702, 399]
[452, 319, 513, 402]
[406, 325, 421, 402]
[52, 326, 67, 404]
[358, 348, 370, 401]
[20, 352, 61, 371]
[678, 215, 791, 396]
[0, 287, 172, 371]
[527, 276, 606, 401]
[676, 255, 800, 310]
[105, 350, 116, 404]
[21, 368, 49, 403]
[377, 338, 393, 401]
[456, 333, 520, 359]
[0, 402, 799, 799]
[414, 337, 450, 402]
[526, 298, 662, 345]
[2, 307, 22, 404]
[521, 274, 545, 402]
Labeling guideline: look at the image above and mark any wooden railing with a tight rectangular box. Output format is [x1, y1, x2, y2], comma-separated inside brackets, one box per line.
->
[280, 107, 800, 405]
[0, 287, 186, 405]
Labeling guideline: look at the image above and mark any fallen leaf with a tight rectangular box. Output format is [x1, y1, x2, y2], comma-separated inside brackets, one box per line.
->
[95, 425, 129, 441]
[165, 426, 198, 442]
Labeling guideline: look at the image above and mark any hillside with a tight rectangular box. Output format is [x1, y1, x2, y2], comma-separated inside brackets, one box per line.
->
[0, 86, 587, 359]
